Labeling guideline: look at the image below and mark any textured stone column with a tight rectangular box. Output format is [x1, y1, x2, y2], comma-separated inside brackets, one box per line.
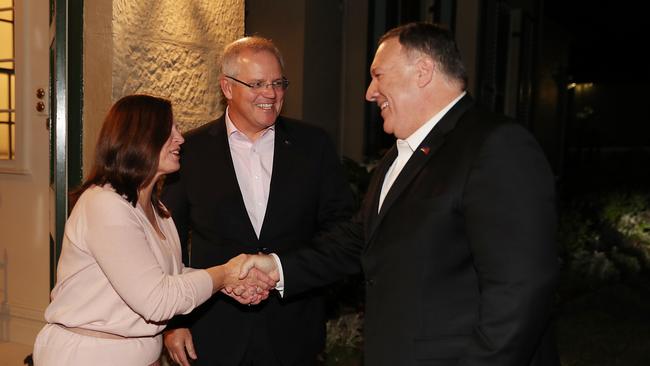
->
[112, 0, 244, 131]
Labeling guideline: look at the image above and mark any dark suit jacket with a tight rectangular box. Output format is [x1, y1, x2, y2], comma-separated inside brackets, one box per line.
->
[282, 95, 560, 366]
[162, 115, 354, 366]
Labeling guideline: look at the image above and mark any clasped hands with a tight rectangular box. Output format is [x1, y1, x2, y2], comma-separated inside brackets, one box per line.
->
[220, 253, 280, 305]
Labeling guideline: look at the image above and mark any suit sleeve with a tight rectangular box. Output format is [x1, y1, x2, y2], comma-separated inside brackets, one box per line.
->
[315, 131, 356, 231]
[460, 124, 559, 365]
[281, 213, 365, 296]
[281, 131, 361, 296]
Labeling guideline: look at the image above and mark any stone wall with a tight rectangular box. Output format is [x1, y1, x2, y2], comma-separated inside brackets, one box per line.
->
[111, 0, 243, 132]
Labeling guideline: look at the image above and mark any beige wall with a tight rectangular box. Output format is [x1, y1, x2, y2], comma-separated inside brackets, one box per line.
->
[0, 0, 51, 346]
[83, 0, 113, 175]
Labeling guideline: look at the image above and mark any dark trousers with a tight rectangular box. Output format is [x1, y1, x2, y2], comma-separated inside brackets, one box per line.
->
[239, 318, 282, 366]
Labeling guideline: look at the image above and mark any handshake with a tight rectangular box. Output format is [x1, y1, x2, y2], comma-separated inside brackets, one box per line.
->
[166, 253, 282, 365]
[218, 253, 280, 305]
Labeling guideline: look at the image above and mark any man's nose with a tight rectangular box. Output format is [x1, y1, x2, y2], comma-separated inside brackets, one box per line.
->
[365, 80, 377, 101]
[260, 84, 277, 98]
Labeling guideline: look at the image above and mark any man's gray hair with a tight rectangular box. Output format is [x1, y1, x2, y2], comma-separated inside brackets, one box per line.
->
[221, 36, 285, 77]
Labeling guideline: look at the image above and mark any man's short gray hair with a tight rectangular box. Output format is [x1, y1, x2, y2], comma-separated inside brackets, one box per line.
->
[221, 36, 285, 77]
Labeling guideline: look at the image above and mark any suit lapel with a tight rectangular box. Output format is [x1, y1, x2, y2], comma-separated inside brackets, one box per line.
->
[364, 146, 396, 238]
[209, 117, 259, 242]
[366, 94, 475, 240]
[258, 118, 293, 239]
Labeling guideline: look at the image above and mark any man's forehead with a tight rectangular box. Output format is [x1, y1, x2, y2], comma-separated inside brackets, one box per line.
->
[235, 52, 282, 75]
[378, 37, 401, 52]
[237, 49, 278, 63]
[371, 39, 403, 69]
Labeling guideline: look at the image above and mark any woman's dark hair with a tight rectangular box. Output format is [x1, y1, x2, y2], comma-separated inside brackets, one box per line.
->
[70, 94, 173, 217]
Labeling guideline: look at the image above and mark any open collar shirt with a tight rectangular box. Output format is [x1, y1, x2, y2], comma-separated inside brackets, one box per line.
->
[225, 107, 275, 238]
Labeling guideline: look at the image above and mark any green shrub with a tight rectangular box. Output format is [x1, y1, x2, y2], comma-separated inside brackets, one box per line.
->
[558, 190, 650, 293]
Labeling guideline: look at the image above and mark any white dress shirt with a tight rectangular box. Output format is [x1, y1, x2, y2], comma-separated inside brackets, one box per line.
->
[378, 139, 413, 211]
[225, 108, 275, 238]
[378, 91, 467, 212]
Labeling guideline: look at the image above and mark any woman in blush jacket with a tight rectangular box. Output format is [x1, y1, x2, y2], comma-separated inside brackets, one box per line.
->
[33, 95, 275, 366]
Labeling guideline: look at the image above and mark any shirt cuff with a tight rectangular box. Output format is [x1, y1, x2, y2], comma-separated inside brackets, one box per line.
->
[269, 253, 285, 297]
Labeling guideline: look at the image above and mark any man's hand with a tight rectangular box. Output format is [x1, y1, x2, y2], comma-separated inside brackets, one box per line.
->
[222, 267, 274, 304]
[164, 328, 196, 366]
[239, 254, 280, 282]
[220, 254, 278, 304]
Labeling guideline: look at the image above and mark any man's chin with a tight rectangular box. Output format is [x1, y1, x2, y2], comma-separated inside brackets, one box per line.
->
[382, 122, 393, 135]
[255, 111, 279, 121]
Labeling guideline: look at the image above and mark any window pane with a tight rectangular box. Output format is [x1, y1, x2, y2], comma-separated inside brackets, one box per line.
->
[10, 121, 14, 158]
[0, 0, 12, 161]
[0, 4, 11, 22]
[0, 21, 12, 61]
[10, 72, 14, 108]
[0, 73, 8, 110]
[0, 73, 7, 110]
[0, 123, 9, 159]
[0, 0, 13, 9]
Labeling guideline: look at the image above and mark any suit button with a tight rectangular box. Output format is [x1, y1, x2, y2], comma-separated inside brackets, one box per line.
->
[257, 247, 270, 254]
[365, 279, 375, 287]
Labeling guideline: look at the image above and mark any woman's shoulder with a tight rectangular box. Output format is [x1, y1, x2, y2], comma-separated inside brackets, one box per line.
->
[77, 184, 131, 212]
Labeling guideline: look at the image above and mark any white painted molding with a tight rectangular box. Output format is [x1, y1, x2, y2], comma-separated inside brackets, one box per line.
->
[8, 302, 45, 322]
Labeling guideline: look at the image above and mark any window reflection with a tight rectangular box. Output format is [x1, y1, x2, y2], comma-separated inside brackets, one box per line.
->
[0, 0, 15, 160]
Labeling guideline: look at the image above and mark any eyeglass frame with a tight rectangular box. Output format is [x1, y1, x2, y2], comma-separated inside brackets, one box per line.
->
[224, 75, 290, 91]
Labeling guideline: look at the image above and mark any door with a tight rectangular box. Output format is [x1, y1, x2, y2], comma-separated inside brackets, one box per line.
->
[0, 0, 51, 345]
[48, 0, 83, 288]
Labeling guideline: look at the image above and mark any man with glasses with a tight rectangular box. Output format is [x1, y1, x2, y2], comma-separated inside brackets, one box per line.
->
[161, 36, 354, 366]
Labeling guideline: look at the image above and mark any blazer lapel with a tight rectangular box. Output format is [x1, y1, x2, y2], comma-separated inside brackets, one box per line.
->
[209, 117, 259, 243]
[258, 118, 293, 239]
[363, 146, 397, 239]
[366, 94, 475, 240]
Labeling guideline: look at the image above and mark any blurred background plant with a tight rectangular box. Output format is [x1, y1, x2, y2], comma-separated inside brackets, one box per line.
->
[322, 311, 364, 366]
[556, 189, 650, 365]
[558, 190, 650, 292]
[316, 158, 374, 366]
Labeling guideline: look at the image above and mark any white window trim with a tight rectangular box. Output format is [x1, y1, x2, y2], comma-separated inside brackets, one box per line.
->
[0, 0, 45, 175]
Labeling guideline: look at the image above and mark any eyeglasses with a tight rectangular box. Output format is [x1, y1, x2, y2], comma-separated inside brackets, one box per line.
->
[225, 75, 290, 91]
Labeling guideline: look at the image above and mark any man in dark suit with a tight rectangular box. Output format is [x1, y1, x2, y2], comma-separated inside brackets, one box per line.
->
[162, 36, 354, 366]
[243, 22, 560, 366]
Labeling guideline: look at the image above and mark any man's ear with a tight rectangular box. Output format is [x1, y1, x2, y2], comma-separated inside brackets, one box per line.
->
[416, 57, 434, 88]
[220, 77, 233, 100]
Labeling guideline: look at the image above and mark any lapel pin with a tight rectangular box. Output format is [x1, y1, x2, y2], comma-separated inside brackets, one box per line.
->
[419, 146, 430, 155]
